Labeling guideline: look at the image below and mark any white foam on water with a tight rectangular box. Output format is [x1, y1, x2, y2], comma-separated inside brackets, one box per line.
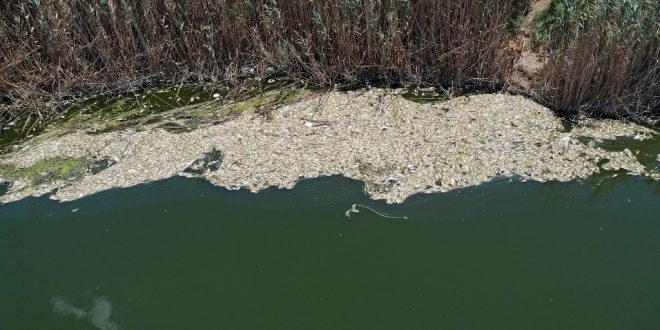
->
[50, 295, 121, 330]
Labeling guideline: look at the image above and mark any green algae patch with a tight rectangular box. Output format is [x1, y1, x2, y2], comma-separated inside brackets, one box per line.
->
[400, 87, 465, 103]
[166, 87, 315, 131]
[1, 81, 314, 155]
[0, 157, 90, 186]
[224, 88, 312, 115]
[0, 156, 115, 187]
[1, 87, 194, 152]
[90, 83, 314, 135]
[576, 126, 659, 174]
[596, 136, 659, 173]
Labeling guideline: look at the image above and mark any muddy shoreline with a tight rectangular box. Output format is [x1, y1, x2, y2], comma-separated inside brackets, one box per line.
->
[0, 89, 657, 204]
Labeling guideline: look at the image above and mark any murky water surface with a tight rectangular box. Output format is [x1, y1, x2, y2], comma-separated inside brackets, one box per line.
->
[1, 175, 658, 329]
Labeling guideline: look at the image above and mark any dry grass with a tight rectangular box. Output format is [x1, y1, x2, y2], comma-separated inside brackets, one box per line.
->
[534, 0, 659, 121]
[0, 0, 525, 117]
[3, 0, 655, 122]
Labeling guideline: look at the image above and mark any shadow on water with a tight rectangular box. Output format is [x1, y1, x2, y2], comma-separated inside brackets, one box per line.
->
[0, 178, 10, 196]
[1, 172, 657, 220]
[537, 171, 659, 206]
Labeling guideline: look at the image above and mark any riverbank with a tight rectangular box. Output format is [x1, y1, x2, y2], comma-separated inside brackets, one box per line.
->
[0, 89, 657, 204]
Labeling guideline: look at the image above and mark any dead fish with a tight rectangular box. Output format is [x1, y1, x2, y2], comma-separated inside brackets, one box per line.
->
[384, 176, 402, 185]
[560, 136, 571, 154]
[302, 119, 331, 128]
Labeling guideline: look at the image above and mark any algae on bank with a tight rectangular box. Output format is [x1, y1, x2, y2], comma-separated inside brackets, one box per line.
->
[0, 80, 309, 154]
[0, 156, 116, 196]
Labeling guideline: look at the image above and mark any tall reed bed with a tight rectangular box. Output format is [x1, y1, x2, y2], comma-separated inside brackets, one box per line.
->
[535, 0, 659, 120]
[0, 0, 524, 111]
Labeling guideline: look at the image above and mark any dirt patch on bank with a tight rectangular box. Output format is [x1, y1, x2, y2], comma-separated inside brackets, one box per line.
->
[508, 0, 552, 92]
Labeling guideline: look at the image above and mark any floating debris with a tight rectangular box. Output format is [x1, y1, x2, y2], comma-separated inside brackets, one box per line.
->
[0, 90, 657, 204]
[561, 136, 571, 154]
[345, 204, 408, 220]
[0, 156, 116, 199]
[302, 118, 331, 128]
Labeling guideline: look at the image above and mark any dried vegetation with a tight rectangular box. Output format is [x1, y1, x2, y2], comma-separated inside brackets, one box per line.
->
[0, 0, 524, 118]
[533, 0, 659, 120]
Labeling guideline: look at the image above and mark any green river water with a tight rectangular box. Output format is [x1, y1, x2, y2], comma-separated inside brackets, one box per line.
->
[1, 174, 659, 329]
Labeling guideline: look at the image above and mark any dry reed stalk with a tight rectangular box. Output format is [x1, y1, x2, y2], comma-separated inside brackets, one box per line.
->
[1, 0, 525, 120]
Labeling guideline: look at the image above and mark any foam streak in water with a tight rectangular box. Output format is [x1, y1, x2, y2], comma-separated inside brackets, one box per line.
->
[50, 295, 121, 330]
